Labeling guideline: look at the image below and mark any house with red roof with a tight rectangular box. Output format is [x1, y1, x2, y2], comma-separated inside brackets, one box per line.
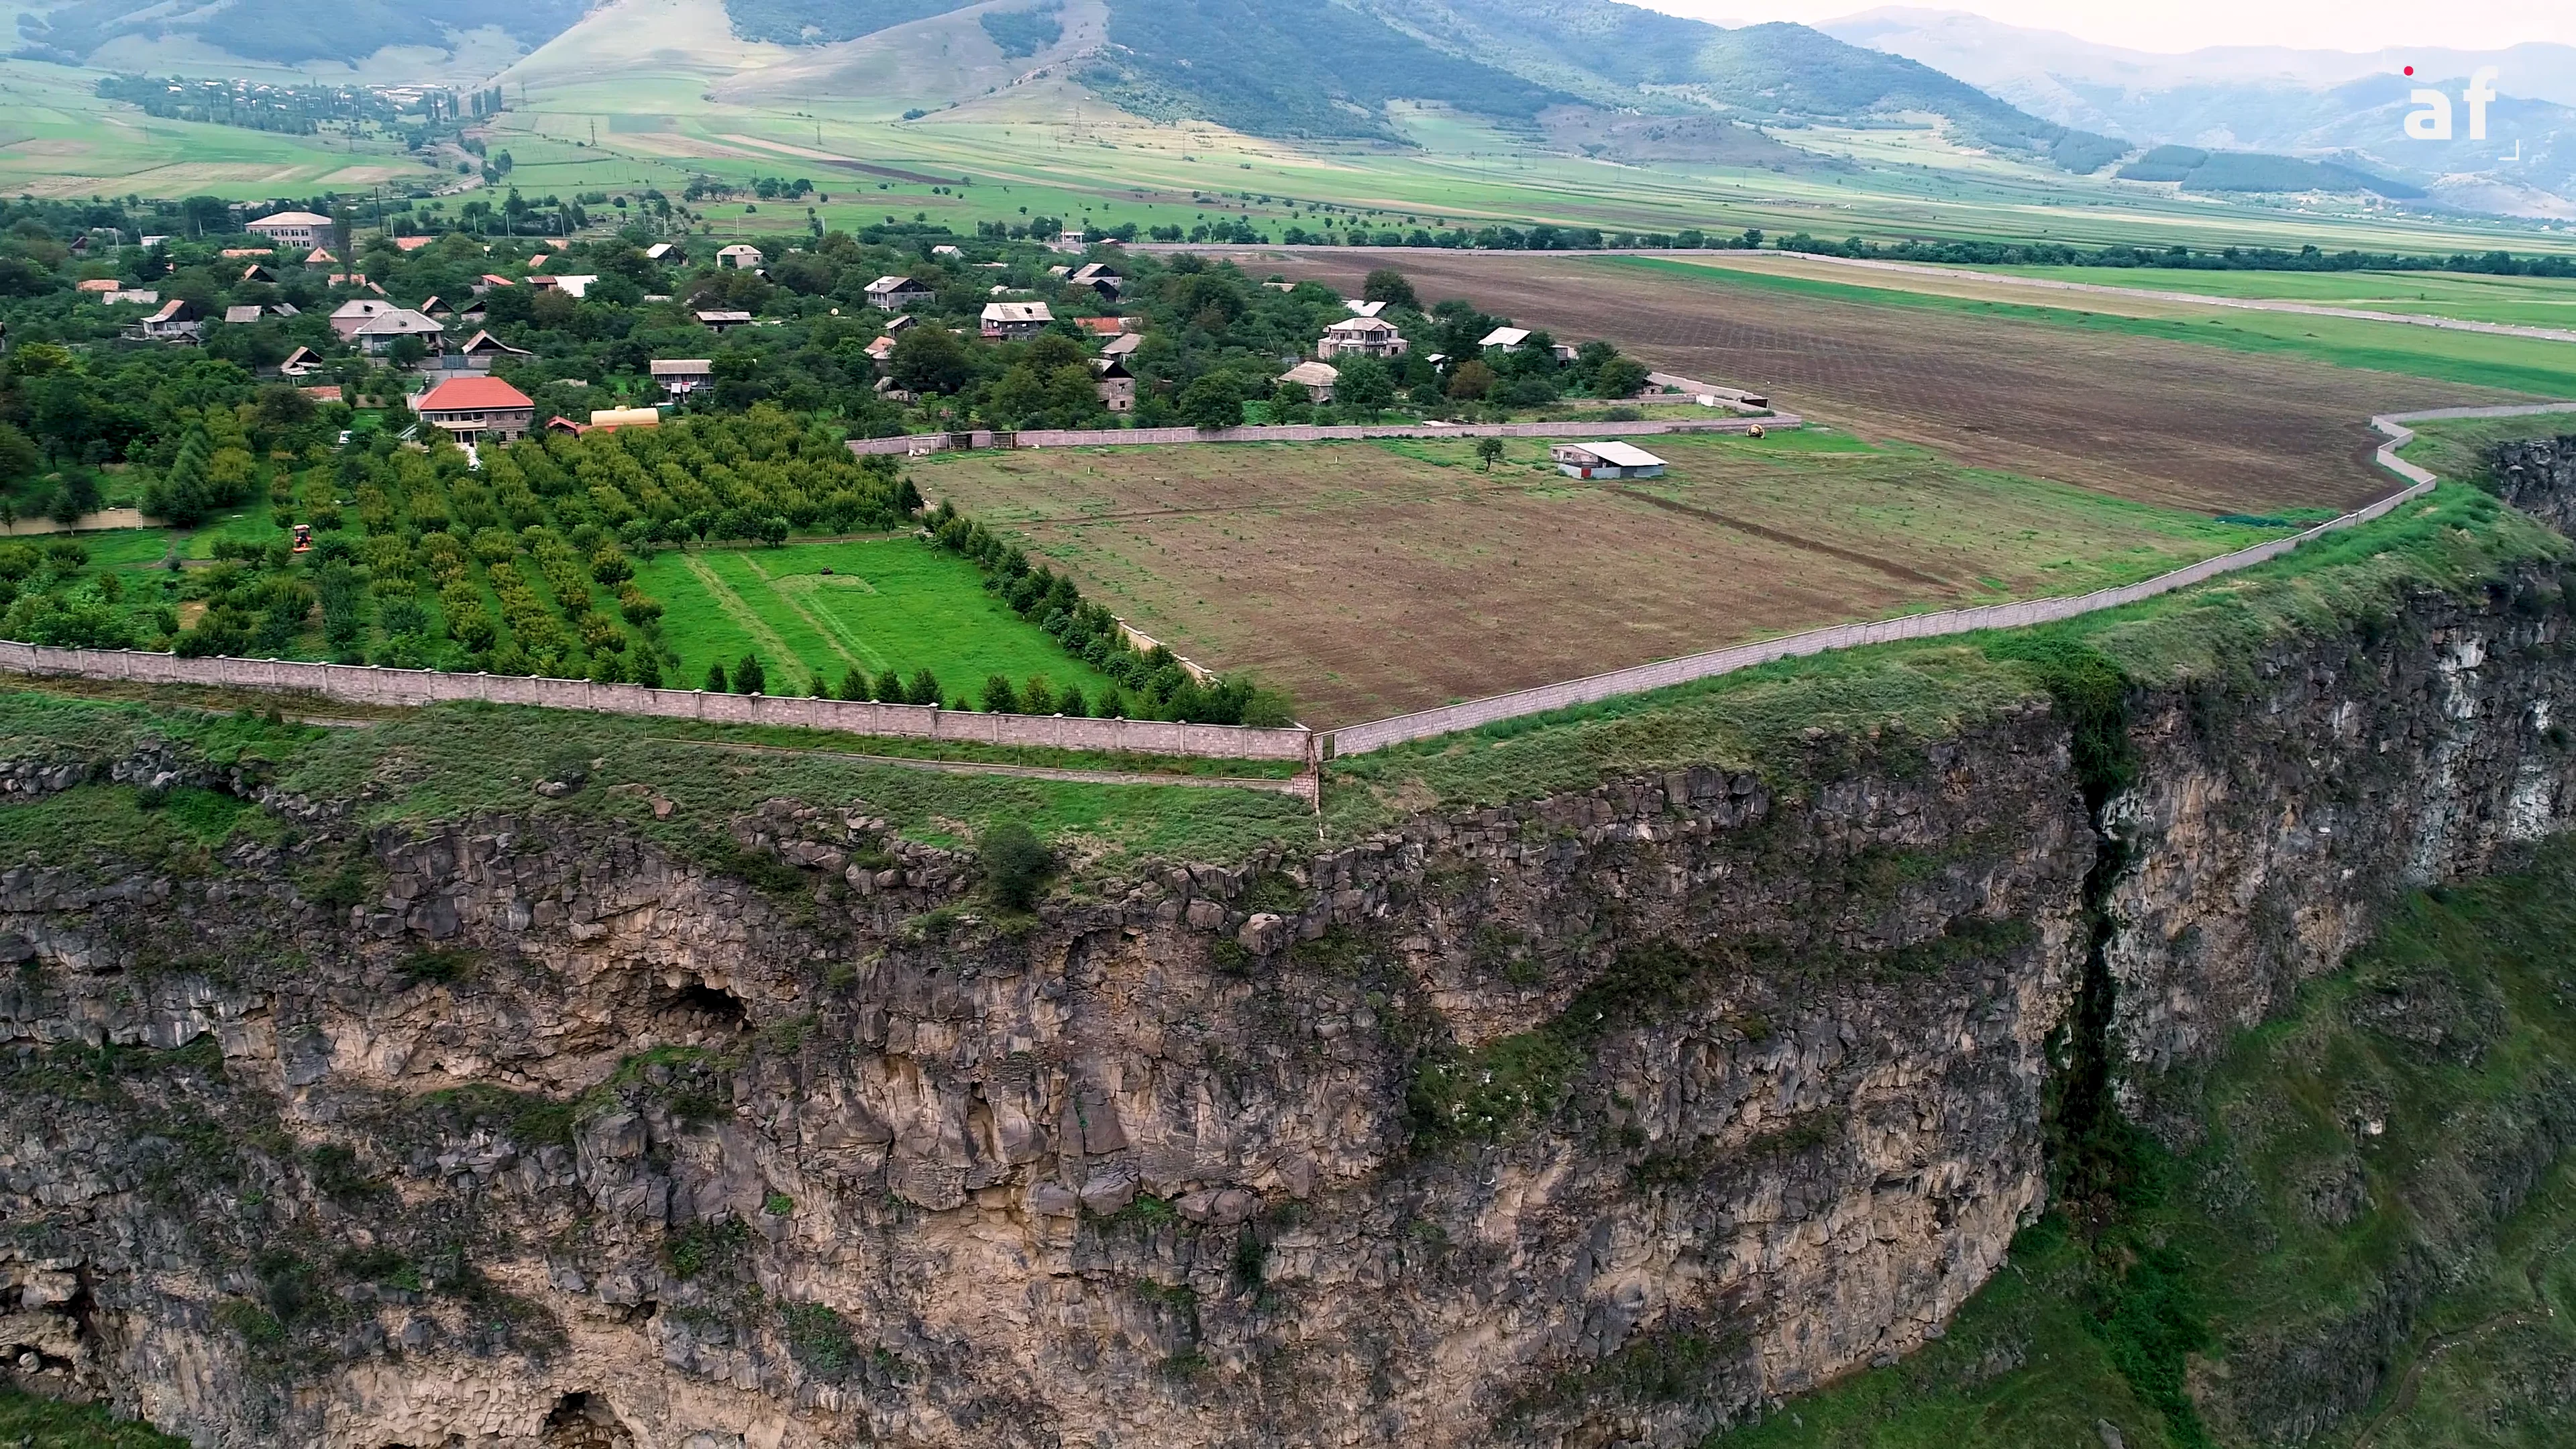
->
[415, 376, 535, 443]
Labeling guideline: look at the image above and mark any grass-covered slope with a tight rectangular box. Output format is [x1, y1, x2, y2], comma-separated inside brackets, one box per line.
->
[1362, 0, 2126, 170]
[1083, 0, 1565, 139]
[1708, 837, 2576, 1448]
[14, 0, 587, 65]
[720, 0, 981, 46]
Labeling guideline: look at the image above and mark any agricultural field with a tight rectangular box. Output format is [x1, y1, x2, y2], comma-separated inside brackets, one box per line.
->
[0, 60, 447, 201]
[916, 430, 2292, 725]
[1623, 252, 2576, 392]
[1253, 249, 2534, 510]
[1972, 263, 2576, 329]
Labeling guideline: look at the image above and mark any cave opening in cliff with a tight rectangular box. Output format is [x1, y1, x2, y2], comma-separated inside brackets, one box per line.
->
[653, 979, 749, 1040]
[541, 1391, 635, 1448]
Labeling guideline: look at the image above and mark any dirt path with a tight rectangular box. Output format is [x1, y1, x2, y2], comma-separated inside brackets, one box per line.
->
[679, 552, 814, 672]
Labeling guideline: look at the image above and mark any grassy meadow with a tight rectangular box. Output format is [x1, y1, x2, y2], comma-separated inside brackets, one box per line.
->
[1975, 263, 2576, 329]
[629, 537, 1130, 704]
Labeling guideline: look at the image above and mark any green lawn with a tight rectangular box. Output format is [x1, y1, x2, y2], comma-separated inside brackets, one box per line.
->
[631, 538, 1128, 704]
[1621, 258, 2576, 398]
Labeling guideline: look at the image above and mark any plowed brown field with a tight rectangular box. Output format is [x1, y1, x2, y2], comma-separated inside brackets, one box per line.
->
[1256, 252, 2524, 513]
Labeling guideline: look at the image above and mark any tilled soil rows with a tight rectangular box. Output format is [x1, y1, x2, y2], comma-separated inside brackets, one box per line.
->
[1258, 251, 2526, 513]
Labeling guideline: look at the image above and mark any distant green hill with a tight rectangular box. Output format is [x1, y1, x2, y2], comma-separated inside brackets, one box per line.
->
[1080, 0, 1566, 139]
[721, 0, 978, 46]
[1357, 0, 2127, 171]
[2116, 144, 2426, 197]
[13, 0, 586, 65]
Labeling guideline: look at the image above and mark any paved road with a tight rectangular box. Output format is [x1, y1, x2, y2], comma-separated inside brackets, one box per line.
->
[1136, 243, 2576, 345]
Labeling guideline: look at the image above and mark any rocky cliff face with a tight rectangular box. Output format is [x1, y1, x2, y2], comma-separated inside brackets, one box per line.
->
[5, 569, 2576, 1449]
[2492, 435, 2576, 535]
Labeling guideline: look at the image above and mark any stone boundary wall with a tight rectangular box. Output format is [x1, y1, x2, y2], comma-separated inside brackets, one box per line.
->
[1326, 405, 2576, 755]
[0, 644, 1314, 762]
[847, 414, 1788, 458]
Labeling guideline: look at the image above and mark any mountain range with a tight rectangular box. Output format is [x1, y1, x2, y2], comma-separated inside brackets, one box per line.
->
[1825, 7, 2576, 217]
[17, 0, 2576, 214]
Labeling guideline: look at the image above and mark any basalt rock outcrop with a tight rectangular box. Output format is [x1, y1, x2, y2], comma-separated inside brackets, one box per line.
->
[4, 567, 2576, 1447]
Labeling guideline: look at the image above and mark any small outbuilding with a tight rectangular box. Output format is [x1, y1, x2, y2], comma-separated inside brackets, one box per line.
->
[1277, 360, 1340, 404]
[1550, 441, 1666, 480]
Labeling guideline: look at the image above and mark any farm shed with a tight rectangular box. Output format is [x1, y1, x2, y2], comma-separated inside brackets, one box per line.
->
[1550, 442, 1667, 479]
[1277, 360, 1340, 403]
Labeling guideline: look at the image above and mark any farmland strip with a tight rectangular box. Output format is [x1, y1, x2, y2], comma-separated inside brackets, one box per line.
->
[1609, 485, 1951, 588]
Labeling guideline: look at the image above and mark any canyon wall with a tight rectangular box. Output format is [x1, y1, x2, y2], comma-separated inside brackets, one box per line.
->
[4, 561, 2575, 1447]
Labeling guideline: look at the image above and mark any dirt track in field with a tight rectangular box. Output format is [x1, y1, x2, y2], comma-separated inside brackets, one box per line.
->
[1258, 252, 2526, 513]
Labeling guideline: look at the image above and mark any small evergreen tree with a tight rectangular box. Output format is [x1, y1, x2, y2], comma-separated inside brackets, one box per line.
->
[874, 668, 906, 703]
[841, 666, 869, 701]
[1020, 676, 1056, 715]
[980, 674, 1018, 713]
[1098, 686, 1126, 718]
[980, 821, 1053, 912]
[906, 667, 940, 706]
[635, 653, 663, 688]
[734, 653, 765, 694]
[1058, 684, 1087, 718]
[704, 661, 728, 692]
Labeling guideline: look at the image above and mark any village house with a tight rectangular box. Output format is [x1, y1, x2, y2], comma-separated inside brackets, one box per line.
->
[863, 336, 899, 370]
[455, 331, 531, 364]
[278, 346, 324, 377]
[694, 309, 754, 333]
[1099, 331, 1144, 360]
[328, 299, 397, 339]
[74, 278, 119, 296]
[221, 305, 264, 325]
[132, 299, 202, 342]
[981, 301, 1053, 339]
[716, 244, 765, 270]
[1077, 316, 1132, 339]
[1277, 360, 1340, 404]
[1345, 299, 1388, 318]
[305, 248, 336, 267]
[392, 236, 437, 252]
[102, 288, 158, 306]
[865, 276, 934, 310]
[1070, 262, 1123, 299]
[528, 274, 598, 299]
[651, 359, 714, 397]
[1091, 356, 1136, 413]
[238, 264, 276, 284]
[350, 309, 445, 355]
[1479, 326, 1532, 350]
[645, 242, 686, 264]
[1550, 442, 1666, 480]
[931, 244, 963, 259]
[1317, 315, 1407, 360]
[245, 210, 331, 248]
[883, 313, 918, 334]
[414, 375, 535, 443]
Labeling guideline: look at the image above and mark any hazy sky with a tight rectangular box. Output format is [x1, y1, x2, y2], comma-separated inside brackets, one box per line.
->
[1641, 1, 2576, 52]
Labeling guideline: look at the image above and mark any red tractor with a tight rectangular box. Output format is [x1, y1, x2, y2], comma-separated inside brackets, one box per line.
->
[291, 523, 313, 553]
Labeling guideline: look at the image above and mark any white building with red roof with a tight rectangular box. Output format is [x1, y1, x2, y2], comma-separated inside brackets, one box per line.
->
[414, 376, 535, 443]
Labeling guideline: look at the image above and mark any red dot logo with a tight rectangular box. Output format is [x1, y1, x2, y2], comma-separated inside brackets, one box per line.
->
[2405, 65, 2416, 75]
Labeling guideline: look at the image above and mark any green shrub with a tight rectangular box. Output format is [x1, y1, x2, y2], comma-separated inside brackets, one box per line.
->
[980, 821, 1053, 910]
